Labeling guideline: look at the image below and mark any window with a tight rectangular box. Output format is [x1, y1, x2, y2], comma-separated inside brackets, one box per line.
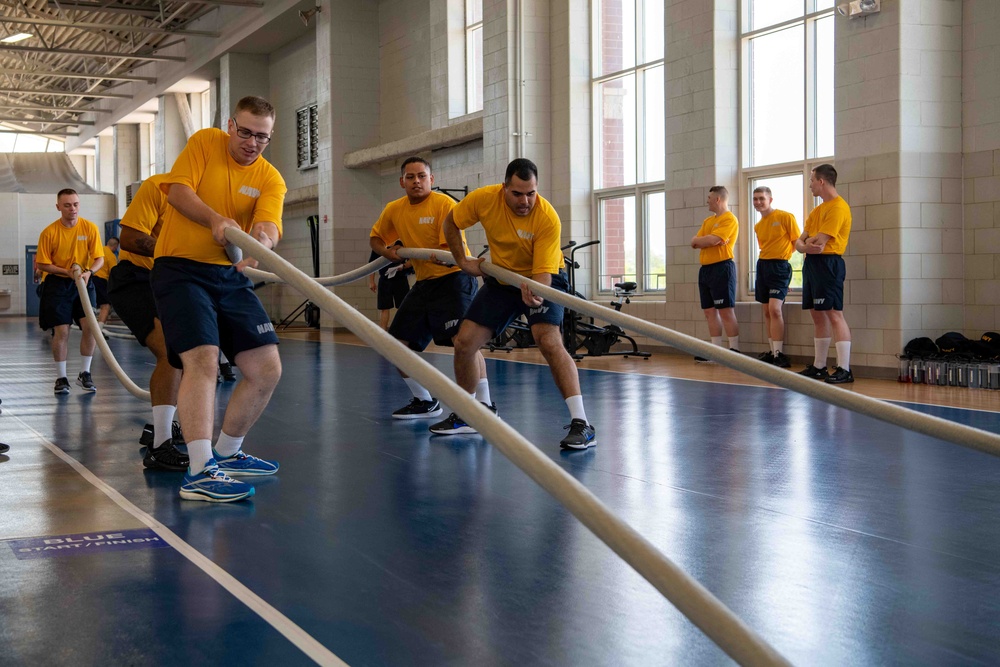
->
[466, 0, 483, 113]
[296, 103, 319, 170]
[0, 130, 63, 152]
[592, 0, 665, 293]
[741, 1, 834, 294]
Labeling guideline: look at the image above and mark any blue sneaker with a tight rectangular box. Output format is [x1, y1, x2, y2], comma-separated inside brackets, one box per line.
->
[179, 460, 254, 502]
[214, 450, 279, 476]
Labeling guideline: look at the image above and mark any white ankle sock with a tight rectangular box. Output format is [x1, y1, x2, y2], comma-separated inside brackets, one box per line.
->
[835, 341, 852, 371]
[152, 405, 176, 449]
[475, 379, 492, 405]
[215, 431, 245, 459]
[80, 356, 93, 373]
[768, 338, 774, 354]
[187, 439, 213, 473]
[728, 336, 740, 350]
[773, 341, 783, 355]
[56, 360, 67, 378]
[565, 395, 588, 423]
[711, 336, 723, 347]
[814, 337, 832, 368]
[403, 377, 432, 401]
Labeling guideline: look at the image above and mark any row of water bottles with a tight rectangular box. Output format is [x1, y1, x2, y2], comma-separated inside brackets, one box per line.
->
[899, 357, 1000, 389]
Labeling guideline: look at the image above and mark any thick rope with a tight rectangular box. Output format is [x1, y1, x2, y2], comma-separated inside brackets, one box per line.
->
[397, 247, 1000, 459]
[242, 255, 390, 286]
[226, 227, 792, 667]
[72, 273, 151, 402]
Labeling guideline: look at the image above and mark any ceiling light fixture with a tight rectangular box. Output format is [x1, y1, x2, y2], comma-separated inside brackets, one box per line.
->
[1, 33, 34, 44]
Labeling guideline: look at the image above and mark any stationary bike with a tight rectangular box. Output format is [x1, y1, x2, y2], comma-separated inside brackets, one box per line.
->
[560, 240, 650, 360]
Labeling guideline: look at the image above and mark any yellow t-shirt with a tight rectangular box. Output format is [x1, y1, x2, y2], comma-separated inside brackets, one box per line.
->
[451, 184, 562, 277]
[696, 211, 739, 265]
[754, 210, 801, 261]
[370, 191, 466, 282]
[804, 196, 852, 255]
[93, 244, 118, 280]
[155, 128, 287, 265]
[36, 217, 103, 277]
[119, 174, 170, 271]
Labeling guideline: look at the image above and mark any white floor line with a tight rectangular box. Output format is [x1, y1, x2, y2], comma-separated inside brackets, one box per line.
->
[6, 410, 348, 667]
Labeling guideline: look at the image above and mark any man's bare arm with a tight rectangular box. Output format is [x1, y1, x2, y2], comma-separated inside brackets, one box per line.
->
[166, 183, 238, 246]
[120, 225, 157, 257]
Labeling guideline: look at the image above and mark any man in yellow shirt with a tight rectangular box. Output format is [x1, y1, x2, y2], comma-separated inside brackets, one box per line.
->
[795, 163, 854, 384]
[151, 95, 286, 502]
[35, 188, 105, 394]
[370, 157, 486, 420]
[92, 236, 119, 333]
[108, 174, 187, 471]
[440, 159, 596, 450]
[690, 185, 740, 360]
[752, 187, 801, 369]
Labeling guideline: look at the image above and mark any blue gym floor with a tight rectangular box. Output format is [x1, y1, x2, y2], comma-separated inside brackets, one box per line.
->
[2, 316, 1000, 666]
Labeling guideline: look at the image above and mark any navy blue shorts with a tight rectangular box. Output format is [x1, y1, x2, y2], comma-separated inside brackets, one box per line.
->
[389, 272, 478, 351]
[108, 261, 157, 347]
[802, 254, 845, 311]
[377, 273, 410, 310]
[754, 259, 792, 304]
[151, 257, 279, 370]
[698, 259, 736, 310]
[39, 275, 96, 330]
[463, 271, 569, 338]
[92, 275, 111, 307]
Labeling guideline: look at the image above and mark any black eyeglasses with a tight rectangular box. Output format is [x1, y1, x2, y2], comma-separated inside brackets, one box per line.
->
[230, 118, 272, 144]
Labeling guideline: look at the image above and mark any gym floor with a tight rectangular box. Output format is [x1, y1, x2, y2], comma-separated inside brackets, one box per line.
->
[2, 317, 999, 666]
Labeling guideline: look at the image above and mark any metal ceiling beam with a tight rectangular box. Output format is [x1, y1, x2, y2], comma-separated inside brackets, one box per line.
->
[46, 0, 264, 11]
[0, 87, 133, 99]
[0, 116, 93, 126]
[0, 127, 79, 136]
[0, 104, 111, 114]
[0, 16, 220, 37]
[0, 67, 157, 84]
[0, 44, 186, 62]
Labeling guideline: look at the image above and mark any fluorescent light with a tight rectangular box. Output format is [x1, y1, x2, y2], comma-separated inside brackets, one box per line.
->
[1, 33, 33, 44]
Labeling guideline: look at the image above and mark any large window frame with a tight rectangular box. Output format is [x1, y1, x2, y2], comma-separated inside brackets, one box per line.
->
[739, 1, 835, 298]
[465, 0, 483, 114]
[591, 0, 665, 295]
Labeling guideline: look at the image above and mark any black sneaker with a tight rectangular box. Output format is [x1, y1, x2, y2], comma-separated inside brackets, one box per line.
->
[772, 352, 792, 369]
[54, 377, 70, 395]
[429, 402, 498, 435]
[392, 397, 443, 419]
[139, 421, 184, 449]
[560, 419, 597, 450]
[799, 364, 829, 380]
[757, 351, 775, 364]
[694, 356, 714, 363]
[825, 367, 855, 384]
[76, 371, 97, 392]
[219, 362, 236, 382]
[143, 440, 190, 471]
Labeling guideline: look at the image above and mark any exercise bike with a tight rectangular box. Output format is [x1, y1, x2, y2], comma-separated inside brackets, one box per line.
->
[560, 240, 650, 361]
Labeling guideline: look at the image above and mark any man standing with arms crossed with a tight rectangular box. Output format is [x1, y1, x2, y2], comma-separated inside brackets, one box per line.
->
[691, 186, 740, 360]
[35, 188, 104, 394]
[752, 186, 800, 368]
[795, 163, 854, 384]
[439, 158, 596, 450]
[152, 96, 286, 502]
[109, 174, 188, 470]
[370, 157, 487, 420]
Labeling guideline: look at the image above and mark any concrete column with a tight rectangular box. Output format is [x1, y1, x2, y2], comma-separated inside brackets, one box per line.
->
[220, 53, 271, 124]
[316, 0, 380, 297]
[113, 124, 140, 217]
[550, 0, 593, 294]
[97, 133, 114, 194]
[156, 95, 187, 174]
[962, 0, 1000, 333]
[659, 0, 739, 338]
